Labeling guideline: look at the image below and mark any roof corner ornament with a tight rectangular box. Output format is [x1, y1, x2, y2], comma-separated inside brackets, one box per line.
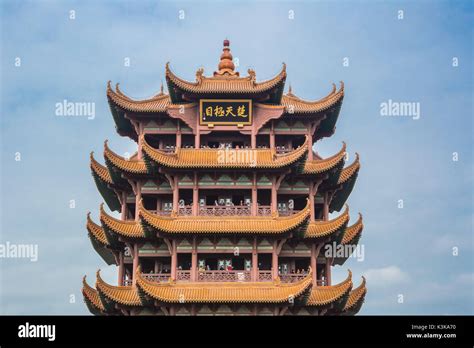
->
[195, 67, 204, 83]
[248, 68, 256, 84]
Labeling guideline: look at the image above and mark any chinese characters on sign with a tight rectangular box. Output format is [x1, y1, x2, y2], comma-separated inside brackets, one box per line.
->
[200, 99, 252, 125]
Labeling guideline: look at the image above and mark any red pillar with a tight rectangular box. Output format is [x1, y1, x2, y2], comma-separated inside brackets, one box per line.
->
[170, 240, 177, 281]
[271, 177, 277, 214]
[132, 244, 139, 287]
[325, 258, 332, 286]
[307, 126, 313, 161]
[192, 172, 198, 216]
[135, 182, 142, 220]
[272, 241, 279, 280]
[252, 237, 258, 281]
[176, 121, 182, 148]
[118, 251, 124, 286]
[137, 123, 143, 160]
[195, 125, 200, 148]
[121, 192, 127, 220]
[252, 172, 257, 216]
[311, 244, 317, 285]
[323, 192, 329, 220]
[191, 237, 197, 281]
[270, 121, 275, 149]
[172, 178, 179, 214]
[251, 128, 256, 149]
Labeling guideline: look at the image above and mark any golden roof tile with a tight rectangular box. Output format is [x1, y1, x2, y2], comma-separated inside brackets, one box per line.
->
[82, 276, 105, 311]
[107, 81, 171, 113]
[86, 212, 109, 246]
[344, 276, 366, 311]
[166, 62, 286, 94]
[90, 151, 113, 184]
[100, 204, 145, 239]
[342, 213, 363, 245]
[306, 270, 353, 306]
[305, 205, 350, 239]
[142, 135, 308, 169]
[282, 82, 344, 114]
[303, 142, 346, 174]
[103, 140, 148, 174]
[139, 199, 310, 235]
[96, 270, 141, 306]
[136, 266, 313, 304]
[338, 153, 360, 185]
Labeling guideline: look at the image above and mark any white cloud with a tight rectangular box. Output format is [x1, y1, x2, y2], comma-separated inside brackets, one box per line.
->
[364, 266, 409, 287]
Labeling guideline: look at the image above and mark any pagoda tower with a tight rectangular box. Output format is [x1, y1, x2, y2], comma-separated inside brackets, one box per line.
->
[83, 40, 367, 316]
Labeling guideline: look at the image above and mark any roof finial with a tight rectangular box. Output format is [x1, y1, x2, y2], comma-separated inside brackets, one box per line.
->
[287, 84, 296, 97]
[159, 81, 164, 95]
[214, 39, 239, 77]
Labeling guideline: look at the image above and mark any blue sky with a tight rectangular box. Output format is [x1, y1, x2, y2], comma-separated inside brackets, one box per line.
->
[0, 0, 472, 314]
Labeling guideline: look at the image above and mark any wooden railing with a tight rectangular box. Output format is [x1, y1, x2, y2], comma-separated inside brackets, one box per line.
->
[277, 209, 295, 216]
[199, 205, 252, 216]
[258, 271, 273, 282]
[275, 147, 293, 154]
[126, 271, 320, 285]
[142, 273, 170, 282]
[279, 273, 308, 283]
[147, 206, 297, 217]
[257, 206, 272, 216]
[198, 270, 251, 282]
[177, 270, 191, 281]
[178, 206, 192, 216]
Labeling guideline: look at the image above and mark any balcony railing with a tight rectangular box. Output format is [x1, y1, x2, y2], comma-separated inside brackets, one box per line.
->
[140, 270, 275, 283]
[199, 205, 253, 216]
[125, 272, 327, 285]
[198, 270, 251, 282]
[279, 273, 308, 283]
[149, 206, 287, 217]
[257, 206, 271, 216]
[178, 206, 192, 216]
[258, 271, 273, 282]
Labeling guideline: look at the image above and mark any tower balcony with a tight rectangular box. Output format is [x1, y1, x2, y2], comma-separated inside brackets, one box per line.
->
[148, 205, 296, 217]
[124, 270, 328, 285]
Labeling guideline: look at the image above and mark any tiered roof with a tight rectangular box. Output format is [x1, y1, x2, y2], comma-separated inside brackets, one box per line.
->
[304, 205, 350, 241]
[104, 140, 148, 175]
[84, 39, 367, 316]
[329, 154, 360, 212]
[281, 82, 344, 115]
[306, 270, 353, 307]
[166, 62, 287, 98]
[302, 142, 346, 175]
[342, 276, 367, 315]
[139, 199, 310, 236]
[96, 270, 141, 307]
[142, 135, 308, 170]
[137, 266, 311, 304]
[334, 214, 364, 266]
[86, 213, 116, 265]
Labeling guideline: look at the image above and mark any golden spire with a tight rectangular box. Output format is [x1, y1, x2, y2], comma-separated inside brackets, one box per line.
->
[214, 39, 239, 77]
